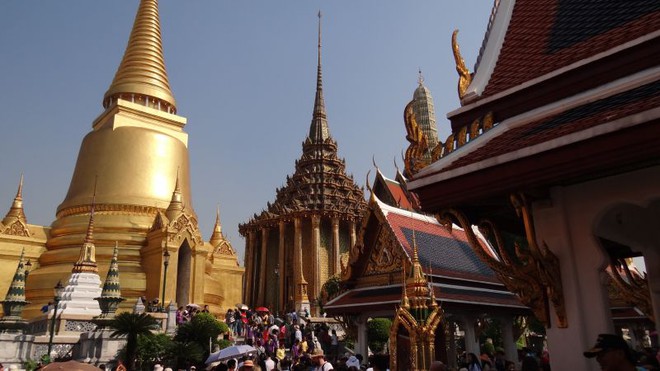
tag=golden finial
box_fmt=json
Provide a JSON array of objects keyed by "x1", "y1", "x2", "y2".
[
  {"x1": 73, "y1": 177, "x2": 98, "y2": 273},
  {"x1": 210, "y1": 204, "x2": 223, "y2": 245},
  {"x1": 418, "y1": 68, "x2": 424, "y2": 85},
  {"x1": 452, "y1": 30, "x2": 472, "y2": 100},
  {"x1": 166, "y1": 168, "x2": 183, "y2": 219},
  {"x1": 401, "y1": 262, "x2": 410, "y2": 309},
  {"x1": 3, "y1": 174, "x2": 26, "y2": 224},
  {"x1": 309, "y1": 10, "x2": 329, "y2": 141},
  {"x1": 103, "y1": 0, "x2": 177, "y2": 113}
]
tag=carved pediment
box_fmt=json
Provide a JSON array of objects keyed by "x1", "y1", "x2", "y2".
[
  {"x1": 1, "y1": 219, "x2": 30, "y2": 237},
  {"x1": 168, "y1": 212, "x2": 204, "y2": 245},
  {"x1": 150, "y1": 211, "x2": 168, "y2": 232},
  {"x1": 364, "y1": 230, "x2": 405, "y2": 276},
  {"x1": 214, "y1": 241, "x2": 236, "y2": 256}
]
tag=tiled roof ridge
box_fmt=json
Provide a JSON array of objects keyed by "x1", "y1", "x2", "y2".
[{"x1": 480, "y1": 0, "x2": 660, "y2": 98}]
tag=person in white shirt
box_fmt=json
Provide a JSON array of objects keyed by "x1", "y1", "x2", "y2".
[
  {"x1": 311, "y1": 348, "x2": 333, "y2": 371},
  {"x1": 264, "y1": 355, "x2": 275, "y2": 371}
]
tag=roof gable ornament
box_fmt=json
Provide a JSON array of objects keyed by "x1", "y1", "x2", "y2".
[
  {"x1": 452, "y1": 30, "x2": 473, "y2": 102},
  {"x1": 3, "y1": 174, "x2": 26, "y2": 225}
]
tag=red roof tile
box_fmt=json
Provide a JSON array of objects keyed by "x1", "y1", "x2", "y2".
[
  {"x1": 444, "y1": 80, "x2": 660, "y2": 171},
  {"x1": 383, "y1": 210, "x2": 499, "y2": 283},
  {"x1": 482, "y1": 0, "x2": 660, "y2": 97}
]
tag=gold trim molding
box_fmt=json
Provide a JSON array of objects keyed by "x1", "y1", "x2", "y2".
[{"x1": 436, "y1": 193, "x2": 567, "y2": 328}]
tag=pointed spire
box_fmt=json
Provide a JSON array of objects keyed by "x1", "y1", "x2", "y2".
[
  {"x1": 418, "y1": 68, "x2": 424, "y2": 85},
  {"x1": 166, "y1": 168, "x2": 183, "y2": 220},
  {"x1": 3, "y1": 249, "x2": 28, "y2": 303},
  {"x1": 103, "y1": 0, "x2": 177, "y2": 114},
  {"x1": 95, "y1": 242, "x2": 125, "y2": 319},
  {"x1": 209, "y1": 205, "x2": 223, "y2": 246},
  {"x1": 3, "y1": 174, "x2": 27, "y2": 224},
  {"x1": 100, "y1": 242, "x2": 122, "y2": 299},
  {"x1": 308, "y1": 11, "x2": 330, "y2": 142},
  {"x1": 73, "y1": 178, "x2": 98, "y2": 273}
]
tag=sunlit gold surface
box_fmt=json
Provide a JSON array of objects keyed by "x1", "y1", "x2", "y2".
[{"x1": 103, "y1": 0, "x2": 176, "y2": 113}]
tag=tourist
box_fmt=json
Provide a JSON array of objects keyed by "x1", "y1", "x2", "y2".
[
  {"x1": 239, "y1": 360, "x2": 254, "y2": 371},
  {"x1": 466, "y1": 353, "x2": 483, "y2": 371},
  {"x1": 504, "y1": 361, "x2": 516, "y2": 371},
  {"x1": 292, "y1": 339, "x2": 301, "y2": 361},
  {"x1": 311, "y1": 348, "x2": 333, "y2": 371},
  {"x1": 41, "y1": 302, "x2": 52, "y2": 313},
  {"x1": 228, "y1": 359, "x2": 237, "y2": 371},
  {"x1": 226, "y1": 309, "x2": 236, "y2": 334},
  {"x1": 584, "y1": 333, "x2": 642, "y2": 371},
  {"x1": 430, "y1": 361, "x2": 447, "y2": 371},
  {"x1": 263, "y1": 354, "x2": 275, "y2": 371},
  {"x1": 520, "y1": 356, "x2": 539, "y2": 371},
  {"x1": 176, "y1": 306, "x2": 184, "y2": 325},
  {"x1": 330, "y1": 329, "x2": 338, "y2": 362},
  {"x1": 203, "y1": 305, "x2": 210, "y2": 313},
  {"x1": 276, "y1": 341, "x2": 286, "y2": 361}
]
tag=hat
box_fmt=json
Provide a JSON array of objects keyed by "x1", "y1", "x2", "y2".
[
  {"x1": 153, "y1": 365, "x2": 164, "y2": 371},
  {"x1": 311, "y1": 348, "x2": 325, "y2": 358},
  {"x1": 583, "y1": 334, "x2": 630, "y2": 358},
  {"x1": 243, "y1": 360, "x2": 254, "y2": 368},
  {"x1": 346, "y1": 356, "x2": 360, "y2": 368}
]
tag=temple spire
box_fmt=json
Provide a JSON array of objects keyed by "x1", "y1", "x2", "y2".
[
  {"x1": 209, "y1": 205, "x2": 223, "y2": 245},
  {"x1": 73, "y1": 179, "x2": 98, "y2": 273},
  {"x1": 103, "y1": 0, "x2": 177, "y2": 114},
  {"x1": 3, "y1": 174, "x2": 26, "y2": 224},
  {"x1": 308, "y1": 11, "x2": 330, "y2": 142},
  {"x1": 166, "y1": 169, "x2": 183, "y2": 220}
]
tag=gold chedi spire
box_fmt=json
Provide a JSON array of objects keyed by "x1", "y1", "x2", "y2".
[
  {"x1": 73, "y1": 183, "x2": 98, "y2": 274},
  {"x1": 3, "y1": 174, "x2": 26, "y2": 224},
  {"x1": 166, "y1": 169, "x2": 184, "y2": 220},
  {"x1": 309, "y1": 10, "x2": 330, "y2": 142},
  {"x1": 103, "y1": 0, "x2": 177, "y2": 113},
  {"x1": 209, "y1": 206, "x2": 223, "y2": 246}
]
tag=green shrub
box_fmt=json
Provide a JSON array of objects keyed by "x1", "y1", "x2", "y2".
[{"x1": 368, "y1": 318, "x2": 392, "y2": 353}]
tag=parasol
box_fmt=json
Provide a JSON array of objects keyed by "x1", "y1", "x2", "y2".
[{"x1": 205, "y1": 345, "x2": 257, "y2": 364}]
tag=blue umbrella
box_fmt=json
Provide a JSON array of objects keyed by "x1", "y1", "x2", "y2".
[{"x1": 205, "y1": 345, "x2": 257, "y2": 364}]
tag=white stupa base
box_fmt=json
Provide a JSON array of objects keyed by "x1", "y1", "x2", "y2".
[{"x1": 57, "y1": 272, "x2": 102, "y2": 316}]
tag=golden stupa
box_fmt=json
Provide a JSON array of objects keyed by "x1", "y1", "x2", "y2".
[{"x1": 0, "y1": 0, "x2": 243, "y2": 319}]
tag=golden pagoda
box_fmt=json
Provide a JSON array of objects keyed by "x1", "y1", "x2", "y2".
[
  {"x1": 389, "y1": 232, "x2": 444, "y2": 371},
  {"x1": 239, "y1": 12, "x2": 367, "y2": 315},
  {"x1": 0, "y1": 0, "x2": 243, "y2": 319}
]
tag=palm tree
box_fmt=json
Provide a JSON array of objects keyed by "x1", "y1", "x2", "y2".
[{"x1": 109, "y1": 312, "x2": 160, "y2": 370}]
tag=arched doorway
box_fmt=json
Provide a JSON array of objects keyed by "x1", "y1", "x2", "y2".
[{"x1": 177, "y1": 239, "x2": 192, "y2": 306}]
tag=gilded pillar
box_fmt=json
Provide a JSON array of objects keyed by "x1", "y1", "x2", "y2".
[
  {"x1": 191, "y1": 247, "x2": 208, "y2": 305},
  {"x1": 278, "y1": 220, "x2": 286, "y2": 314},
  {"x1": 349, "y1": 219, "x2": 356, "y2": 251},
  {"x1": 245, "y1": 230, "x2": 256, "y2": 305},
  {"x1": 331, "y1": 217, "x2": 340, "y2": 276},
  {"x1": 259, "y1": 227, "x2": 269, "y2": 306},
  {"x1": 311, "y1": 214, "x2": 321, "y2": 307},
  {"x1": 293, "y1": 217, "x2": 309, "y2": 311}
]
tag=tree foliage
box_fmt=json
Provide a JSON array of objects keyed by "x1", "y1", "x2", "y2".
[
  {"x1": 174, "y1": 312, "x2": 228, "y2": 367},
  {"x1": 110, "y1": 312, "x2": 160, "y2": 370},
  {"x1": 368, "y1": 318, "x2": 392, "y2": 353}
]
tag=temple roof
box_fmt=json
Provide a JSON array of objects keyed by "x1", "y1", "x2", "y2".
[
  {"x1": 378, "y1": 198, "x2": 499, "y2": 283},
  {"x1": 466, "y1": 0, "x2": 660, "y2": 101},
  {"x1": 240, "y1": 14, "x2": 366, "y2": 230}
]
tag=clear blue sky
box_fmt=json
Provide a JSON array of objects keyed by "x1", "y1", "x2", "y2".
[{"x1": 0, "y1": 1, "x2": 492, "y2": 264}]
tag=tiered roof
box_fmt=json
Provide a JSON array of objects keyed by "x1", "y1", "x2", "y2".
[
  {"x1": 325, "y1": 174, "x2": 525, "y2": 315},
  {"x1": 241, "y1": 13, "x2": 366, "y2": 230},
  {"x1": 409, "y1": 0, "x2": 660, "y2": 208}
]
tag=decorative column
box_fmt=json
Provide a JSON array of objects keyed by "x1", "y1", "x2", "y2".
[
  {"x1": 311, "y1": 215, "x2": 321, "y2": 308},
  {"x1": 278, "y1": 220, "x2": 286, "y2": 314},
  {"x1": 259, "y1": 228, "x2": 269, "y2": 306},
  {"x1": 293, "y1": 218, "x2": 310, "y2": 312},
  {"x1": 447, "y1": 321, "x2": 458, "y2": 369},
  {"x1": 331, "y1": 217, "x2": 340, "y2": 276},
  {"x1": 243, "y1": 231, "x2": 252, "y2": 304},
  {"x1": 461, "y1": 315, "x2": 480, "y2": 356},
  {"x1": 349, "y1": 220, "x2": 357, "y2": 251},
  {"x1": 499, "y1": 316, "x2": 518, "y2": 364},
  {"x1": 356, "y1": 315, "x2": 369, "y2": 358},
  {"x1": 246, "y1": 230, "x2": 257, "y2": 305}
]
